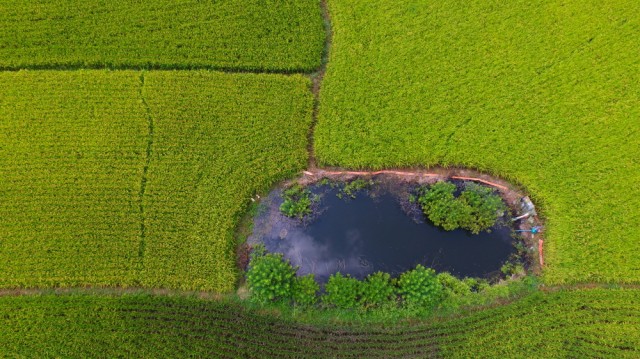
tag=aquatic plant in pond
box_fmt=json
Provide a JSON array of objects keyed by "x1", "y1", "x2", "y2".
[
  {"x1": 279, "y1": 184, "x2": 317, "y2": 219},
  {"x1": 417, "y1": 182, "x2": 507, "y2": 234},
  {"x1": 338, "y1": 178, "x2": 374, "y2": 199}
]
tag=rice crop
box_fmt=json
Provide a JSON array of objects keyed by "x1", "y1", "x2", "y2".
[
  {"x1": 0, "y1": 289, "x2": 637, "y2": 358},
  {"x1": 0, "y1": 70, "x2": 313, "y2": 292},
  {"x1": 316, "y1": 0, "x2": 640, "y2": 284},
  {"x1": 0, "y1": 0, "x2": 325, "y2": 72}
]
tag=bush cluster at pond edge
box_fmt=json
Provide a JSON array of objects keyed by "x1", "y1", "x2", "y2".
[
  {"x1": 245, "y1": 249, "x2": 502, "y2": 313},
  {"x1": 416, "y1": 181, "x2": 507, "y2": 234}
]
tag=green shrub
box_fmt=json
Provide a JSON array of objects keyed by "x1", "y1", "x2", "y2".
[
  {"x1": 501, "y1": 262, "x2": 526, "y2": 277},
  {"x1": 463, "y1": 277, "x2": 490, "y2": 292},
  {"x1": 359, "y1": 272, "x2": 396, "y2": 309},
  {"x1": 292, "y1": 274, "x2": 320, "y2": 307},
  {"x1": 280, "y1": 184, "x2": 315, "y2": 219},
  {"x1": 437, "y1": 272, "x2": 472, "y2": 298},
  {"x1": 417, "y1": 182, "x2": 505, "y2": 234},
  {"x1": 246, "y1": 253, "x2": 296, "y2": 303},
  {"x1": 417, "y1": 182, "x2": 471, "y2": 231},
  {"x1": 459, "y1": 183, "x2": 507, "y2": 234},
  {"x1": 397, "y1": 265, "x2": 443, "y2": 309},
  {"x1": 323, "y1": 273, "x2": 361, "y2": 309}
]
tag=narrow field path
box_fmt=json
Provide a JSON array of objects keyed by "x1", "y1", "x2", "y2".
[{"x1": 137, "y1": 71, "x2": 154, "y2": 265}]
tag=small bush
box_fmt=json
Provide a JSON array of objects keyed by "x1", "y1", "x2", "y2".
[
  {"x1": 323, "y1": 273, "x2": 361, "y2": 309},
  {"x1": 397, "y1": 265, "x2": 443, "y2": 309},
  {"x1": 293, "y1": 274, "x2": 320, "y2": 307},
  {"x1": 417, "y1": 182, "x2": 470, "y2": 230},
  {"x1": 247, "y1": 253, "x2": 296, "y2": 303},
  {"x1": 459, "y1": 183, "x2": 507, "y2": 233},
  {"x1": 437, "y1": 272, "x2": 472, "y2": 298},
  {"x1": 359, "y1": 272, "x2": 396, "y2": 309}
]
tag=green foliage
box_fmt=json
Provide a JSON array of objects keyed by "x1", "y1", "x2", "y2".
[
  {"x1": 0, "y1": 70, "x2": 313, "y2": 291},
  {"x1": 323, "y1": 273, "x2": 361, "y2": 309},
  {"x1": 280, "y1": 185, "x2": 315, "y2": 219},
  {"x1": 0, "y1": 289, "x2": 637, "y2": 357},
  {"x1": 247, "y1": 253, "x2": 296, "y2": 303},
  {"x1": 437, "y1": 273, "x2": 472, "y2": 298},
  {"x1": 250, "y1": 244, "x2": 267, "y2": 260},
  {"x1": 417, "y1": 182, "x2": 505, "y2": 234},
  {"x1": 501, "y1": 262, "x2": 526, "y2": 277},
  {"x1": 317, "y1": 0, "x2": 640, "y2": 284},
  {"x1": 0, "y1": 0, "x2": 325, "y2": 71},
  {"x1": 417, "y1": 182, "x2": 471, "y2": 231},
  {"x1": 459, "y1": 183, "x2": 507, "y2": 233},
  {"x1": 339, "y1": 178, "x2": 372, "y2": 199},
  {"x1": 292, "y1": 274, "x2": 320, "y2": 307},
  {"x1": 397, "y1": 265, "x2": 443, "y2": 309},
  {"x1": 358, "y1": 272, "x2": 396, "y2": 309}
]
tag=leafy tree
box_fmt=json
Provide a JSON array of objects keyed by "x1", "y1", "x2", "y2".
[
  {"x1": 292, "y1": 274, "x2": 320, "y2": 307},
  {"x1": 359, "y1": 271, "x2": 396, "y2": 309},
  {"x1": 322, "y1": 273, "x2": 360, "y2": 309},
  {"x1": 246, "y1": 253, "x2": 296, "y2": 303},
  {"x1": 397, "y1": 265, "x2": 443, "y2": 309}
]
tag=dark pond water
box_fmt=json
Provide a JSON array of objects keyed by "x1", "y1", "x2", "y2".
[{"x1": 250, "y1": 184, "x2": 515, "y2": 283}]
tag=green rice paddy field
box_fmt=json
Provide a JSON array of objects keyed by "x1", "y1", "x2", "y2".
[
  {"x1": 0, "y1": 70, "x2": 313, "y2": 292},
  {"x1": 0, "y1": 0, "x2": 325, "y2": 71},
  {"x1": 0, "y1": 289, "x2": 638, "y2": 358},
  {"x1": 0, "y1": 0, "x2": 638, "y2": 357},
  {"x1": 316, "y1": 0, "x2": 640, "y2": 285}
]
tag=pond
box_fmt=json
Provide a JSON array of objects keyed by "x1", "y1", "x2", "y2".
[{"x1": 248, "y1": 182, "x2": 515, "y2": 283}]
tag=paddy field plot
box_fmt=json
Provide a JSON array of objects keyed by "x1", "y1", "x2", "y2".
[
  {"x1": 0, "y1": 0, "x2": 325, "y2": 71},
  {"x1": 0, "y1": 70, "x2": 313, "y2": 291},
  {"x1": 0, "y1": 289, "x2": 637, "y2": 358},
  {"x1": 316, "y1": 0, "x2": 640, "y2": 284}
]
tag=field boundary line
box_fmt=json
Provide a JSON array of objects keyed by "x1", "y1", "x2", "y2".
[
  {"x1": 0, "y1": 65, "x2": 317, "y2": 76},
  {"x1": 307, "y1": 0, "x2": 334, "y2": 167},
  {"x1": 137, "y1": 71, "x2": 154, "y2": 268}
]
